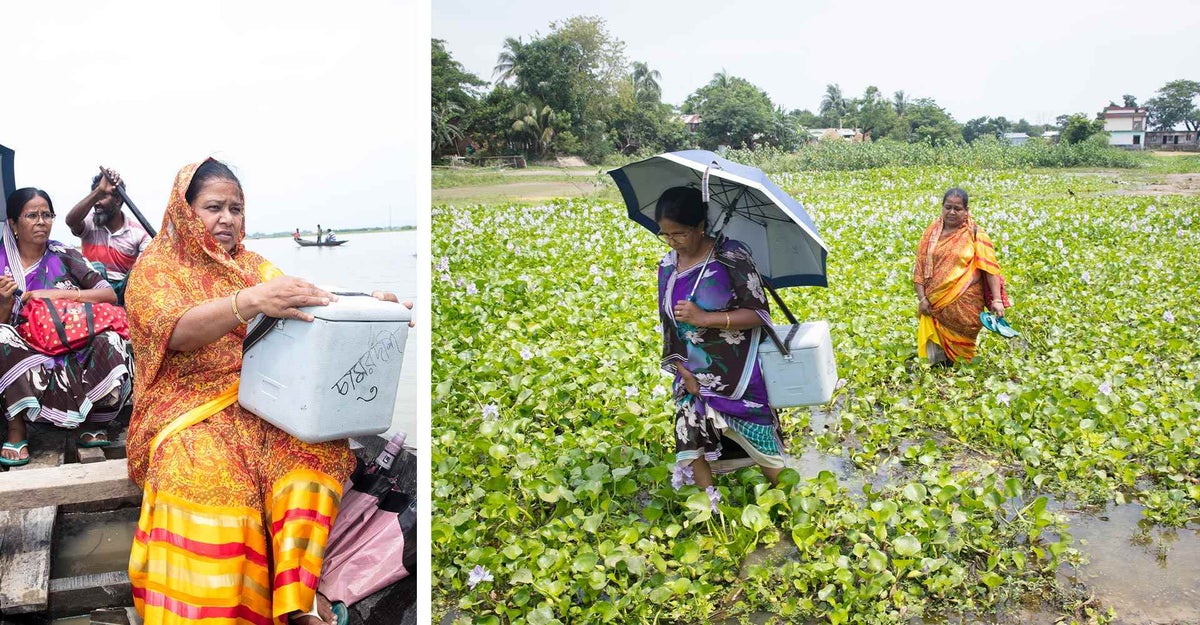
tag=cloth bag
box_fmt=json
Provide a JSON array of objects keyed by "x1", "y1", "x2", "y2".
[{"x1": 17, "y1": 298, "x2": 130, "y2": 356}]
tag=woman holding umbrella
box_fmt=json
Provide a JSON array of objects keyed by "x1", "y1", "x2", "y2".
[{"x1": 655, "y1": 186, "x2": 786, "y2": 489}]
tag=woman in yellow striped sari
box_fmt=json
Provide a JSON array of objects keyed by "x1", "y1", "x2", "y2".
[
  {"x1": 913, "y1": 188, "x2": 1007, "y2": 365},
  {"x1": 124, "y1": 159, "x2": 354, "y2": 625}
]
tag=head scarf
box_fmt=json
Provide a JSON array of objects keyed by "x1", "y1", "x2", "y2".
[
  {"x1": 916, "y1": 213, "x2": 977, "y2": 285},
  {"x1": 125, "y1": 159, "x2": 273, "y2": 397}
]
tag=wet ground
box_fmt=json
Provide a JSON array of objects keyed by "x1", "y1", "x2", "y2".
[
  {"x1": 1060, "y1": 503, "x2": 1200, "y2": 624},
  {"x1": 769, "y1": 427, "x2": 1200, "y2": 624}
]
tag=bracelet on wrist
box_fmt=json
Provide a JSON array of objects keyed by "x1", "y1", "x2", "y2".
[{"x1": 231, "y1": 290, "x2": 250, "y2": 325}]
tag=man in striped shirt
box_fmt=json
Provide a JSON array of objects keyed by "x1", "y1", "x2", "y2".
[{"x1": 66, "y1": 168, "x2": 151, "y2": 304}]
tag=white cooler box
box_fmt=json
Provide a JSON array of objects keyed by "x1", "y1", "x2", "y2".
[
  {"x1": 239, "y1": 295, "x2": 411, "y2": 442},
  {"x1": 756, "y1": 320, "x2": 838, "y2": 407}
]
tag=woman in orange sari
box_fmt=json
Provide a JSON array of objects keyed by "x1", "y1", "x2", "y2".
[
  {"x1": 125, "y1": 159, "x2": 353, "y2": 625},
  {"x1": 913, "y1": 188, "x2": 1007, "y2": 365}
]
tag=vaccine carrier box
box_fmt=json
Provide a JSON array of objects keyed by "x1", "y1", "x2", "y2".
[
  {"x1": 239, "y1": 295, "x2": 411, "y2": 442},
  {"x1": 756, "y1": 320, "x2": 838, "y2": 407}
]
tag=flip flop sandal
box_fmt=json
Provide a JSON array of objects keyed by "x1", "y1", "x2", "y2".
[
  {"x1": 331, "y1": 601, "x2": 348, "y2": 625},
  {"x1": 1, "y1": 440, "x2": 30, "y2": 467},
  {"x1": 78, "y1": 430, "x2": 112, "y2": 448},
  {"x1": 289, "y1": 596, "x2": 344, "y2": 625},
  {"x1": 980, "y1": 311, "x2": 1001, "y2": 334},
  {"x1": 995, "y1": 316, "x2": 1019, "y2": 338}
]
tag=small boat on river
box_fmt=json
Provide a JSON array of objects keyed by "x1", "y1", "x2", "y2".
[{"x1": 296, "y1": 238, "x2": 348, "y2": 247}]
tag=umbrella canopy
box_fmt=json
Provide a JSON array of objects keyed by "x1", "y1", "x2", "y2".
[
  {"x1": 1, "y1": 143, "x2": 15, "y2": 202},
  {"x1": 609, "y1": 150, "x2": 828, "y2": 288}
]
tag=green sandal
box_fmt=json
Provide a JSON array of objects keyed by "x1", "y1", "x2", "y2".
[
  {"x1": 1, "y1": 440, "x2": 30, "y2": 467},
  {"x1": 78, "y1": 431, "x2": 112, "y2": 448}
]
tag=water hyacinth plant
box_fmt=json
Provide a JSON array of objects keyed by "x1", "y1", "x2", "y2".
[{"x1": 432, "y1": 166, "x2": 1199, "y2": 624}]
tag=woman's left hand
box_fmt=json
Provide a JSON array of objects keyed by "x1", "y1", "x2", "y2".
[
  {"x1": 372, "y1": 291, "x2": 415, "y2": 327},
  {"x1": 673, "y1": 300, "x2": 708, "y2": 326},
  {"x1": 21, "y1": 289, "x2": 72, "y2": 302},
  {"x1": 990, "y1": 300, "x2": 1006, "y2": 317}
]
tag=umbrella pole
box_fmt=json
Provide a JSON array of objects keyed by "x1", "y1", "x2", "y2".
[{"x1": 763, "y1": 279, "x2": 798, "y2": 325}]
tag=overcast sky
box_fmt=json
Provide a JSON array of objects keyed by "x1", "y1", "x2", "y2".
[
  {"x1": 434, "y1": 0, "x2": 1199, "y2": 125},
  {"x1": 3, "y1": 0, "x2": 422, "y2": 240}
]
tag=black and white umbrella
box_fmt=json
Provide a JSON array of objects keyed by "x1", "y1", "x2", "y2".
[{"x1": 609, "y1": 150, "x2": 828, "y2": 288}]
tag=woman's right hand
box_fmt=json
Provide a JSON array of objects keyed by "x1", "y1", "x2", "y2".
[
  {"x1": 243, "y1": 276, "x2": 336, "y2": 322},
  {"x1": 918, "y1": 298, "x2": 933, "y2": 316},
  {"x1": 0, "y1": 276, "x2": 17, "y2": 303},
  {"x1": 679, "y1": 368, "x2": 701, "y2": 395}
]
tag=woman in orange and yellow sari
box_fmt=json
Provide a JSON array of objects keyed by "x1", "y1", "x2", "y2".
[
  {"x1": 913, "y1": 188, "x2": 1007, "y2": 365},
  {"x1": 124, "y1": 159, "x2": 352, "y2": 625}
]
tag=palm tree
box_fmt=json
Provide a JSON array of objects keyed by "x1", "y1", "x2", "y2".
[
  {"x1": 819, "y1": 84, "x2": 847, "y2": 127},
  {"x1": 893, "y1": 90, "x2": 909, "y2": 117},
  {"x1": 492, "y1": 37, "x2": 523, "y2": 84},
  {"x1": 511, "y1": 101, "x2": 556, "y2": 157},
  {"x1": 631, "y1": 61, "x2": 662, "y2": 102},
  {"x1": 712, "y1": 69, "x2": 732, "y2": 89},
  {"x1": 431, "y1": 102, "x2": 465, "y2": 154}
]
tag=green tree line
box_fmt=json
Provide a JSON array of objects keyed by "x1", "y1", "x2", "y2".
[{"x1": 432, "y1": 17, "x2": 1199, "y2": 163}]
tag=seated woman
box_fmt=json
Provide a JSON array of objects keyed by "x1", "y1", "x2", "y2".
[
  {"x1": 913, "y1": 187, "x2": 1007, "y2": 365},
  {"x1": 125, "y1": 159, "x2": 391, "y2": 625},
  {"x1": 0, "y1": 188, "x2": 130, "y2": 467}
]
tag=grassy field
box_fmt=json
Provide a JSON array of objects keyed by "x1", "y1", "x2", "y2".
[
  {"x1": 432, "y1": 166, "x2": 618, "y2": 205},
  {"x1": 431, "y1": 158, "x2": 1200, "y2": 624}
]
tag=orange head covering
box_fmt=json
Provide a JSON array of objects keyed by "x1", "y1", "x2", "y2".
[
  {"x1": 155, "y1": 159, "x2": 255, "y2": 283},
  {"x1": 125, "y1": 159, "x2": 272, "y2": 399},
  {"x1": 915, "y1": 213, "x2": 978, "y2": 285}
]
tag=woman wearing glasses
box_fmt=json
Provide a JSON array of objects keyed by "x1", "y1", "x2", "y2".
[
  {"x1": 0, "y1": 188, "x2": 129, "y2": 467},
  {"x1": 913, "y1": 187, "x2": 1008, "y2": 366},
  {"x1": 655, "y1": 186, "x2": 785, "y2": 492}
]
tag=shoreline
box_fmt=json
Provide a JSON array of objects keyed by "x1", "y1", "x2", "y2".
[{"x1": 248, "y1": 225, "x2": 417, "y2": 240}]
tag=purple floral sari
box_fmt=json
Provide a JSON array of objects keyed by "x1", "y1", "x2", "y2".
[
  {"x1": 658, "y1": 237, "x2": 785, "y2": 472},
  {"x1": 0, "y1": 233, "x2": 131, "y2": 429}
]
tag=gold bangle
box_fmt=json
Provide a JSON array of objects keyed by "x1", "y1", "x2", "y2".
[
  {"x1": 724, "y1": 312, "x2": 731, "y2": 330},
  {"x1": 231, "y1": 290, "x2": 250, "y2": 325}
]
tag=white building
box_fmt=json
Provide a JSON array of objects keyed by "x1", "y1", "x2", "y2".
[
  {"x1": 1102, "y1": 106, "x2": 1148, "y2": 149},
  {"x1": 1003, "y1": 132, "x2": 1029, "y2": 146}
]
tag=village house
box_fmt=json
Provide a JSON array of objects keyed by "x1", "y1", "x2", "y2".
[
  {"x1": 1145, "y1": 126, "x2": 1199, "y2": 151},
  {"x1": 678, "y1": 114, "x2": 701, "y2": 132},
  {"x1": 1102, "y1": 106, "x2": 1148, "y2": 149},
  {"x1": 808, "y1": 128, "x2": 859, "y2": 141},
  {"x1": 1003, "y1": 132, "x2": 1029, "y2": 146}
]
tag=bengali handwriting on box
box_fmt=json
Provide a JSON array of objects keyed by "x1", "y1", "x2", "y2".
[{"x1": 330, "y1": 329, "x2": 404, "y2": 402}]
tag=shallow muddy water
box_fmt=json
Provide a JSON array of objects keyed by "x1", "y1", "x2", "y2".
[
  {"x1": 50, "y1": 508, "x2": 139, "y2": 578},
  {"x1": 774, "y1": 441, "x2": 1200, "y2": 624},
  {"x1": 1059, "y1": 503, "x2": 1200, "y2": 624}
]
